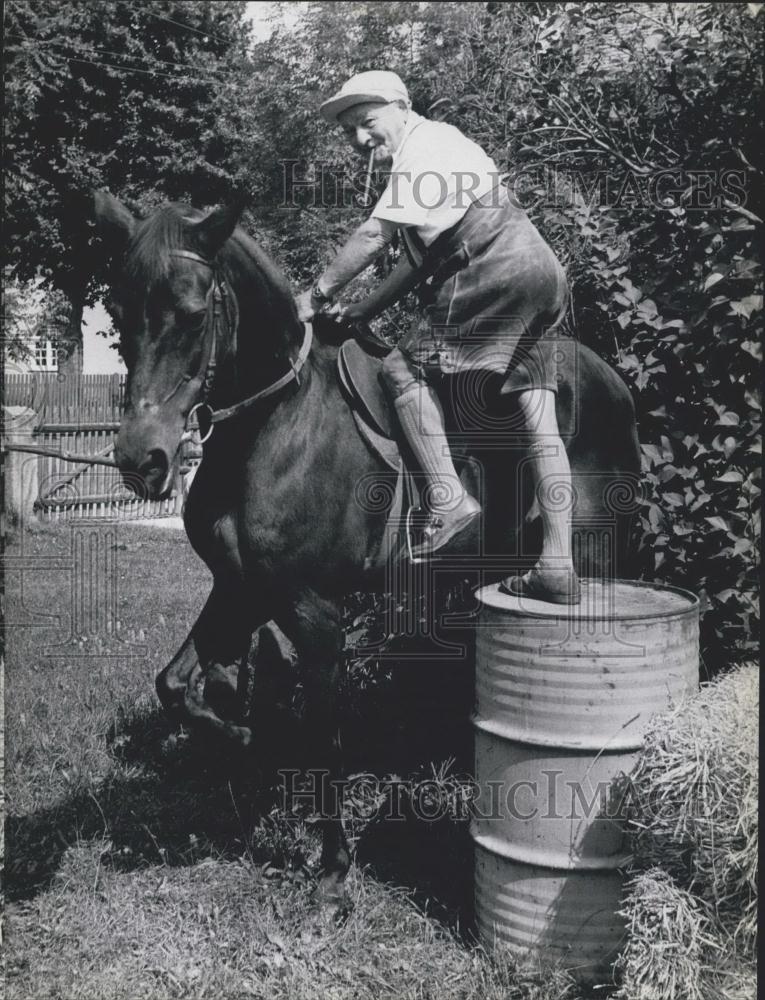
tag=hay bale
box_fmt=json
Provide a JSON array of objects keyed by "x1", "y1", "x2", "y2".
[
  {"x1": 625, "y1": 662, "x2": 758, "y2": 956},
  {"x1": 705, "y1": 961, "x2": 758, "y2": 1000},
  {"x1": 616, "y1": 663, "x2": 758, "y2": 999},
  {"x1": 614, "y1": 869, "x2": 713, "y2": 1000}
]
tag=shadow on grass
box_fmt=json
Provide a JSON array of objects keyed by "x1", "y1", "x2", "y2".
[
  {"x1": 340, "y1": 624, "x2": 477, "y2": 938},
  {"x1": 7, "y1": 624, "x2": 477, "y2": 940},
  {"x1": 355, "y1": 798, "x2": 475, "y2": 938},
  {"x1": 5, "y1": 706, "x2": 273, "y2": 904}
]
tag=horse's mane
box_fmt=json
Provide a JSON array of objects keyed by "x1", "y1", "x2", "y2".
[
  {"x1": 124, "y1": 203, "x2": 370, "y2": 347},
  {"x1": 125, "y1": 203, "x2": 202, "y2": 283},
  {"x1": 125, "y1": 202, "x2": 301, "y2": 331}
]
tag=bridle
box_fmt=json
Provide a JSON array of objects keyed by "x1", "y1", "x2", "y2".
[{"x1": 168, "y1": 249, "x2": 313, "y2": 444}]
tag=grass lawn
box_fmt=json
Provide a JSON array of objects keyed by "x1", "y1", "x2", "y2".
[{"x1": 3, "y1": 520, "x2": 584, "y2": 1000}]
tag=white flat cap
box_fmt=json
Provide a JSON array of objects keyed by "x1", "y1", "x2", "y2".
[{"x1": 319, "y1": 70, "x2": 409, "y2": 122}]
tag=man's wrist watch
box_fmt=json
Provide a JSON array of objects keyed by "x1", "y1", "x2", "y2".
[{"x1": 311, "y1": 281, "x2": 332, "y2": 304}]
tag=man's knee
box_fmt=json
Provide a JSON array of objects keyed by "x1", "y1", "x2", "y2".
[{"x1": 382, "y1": 347, "x2": 422, "y2": 397}]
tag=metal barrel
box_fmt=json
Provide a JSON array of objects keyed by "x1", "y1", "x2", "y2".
[{"x1": 472, "y1": 580, "x2": 699, "y2": 984}]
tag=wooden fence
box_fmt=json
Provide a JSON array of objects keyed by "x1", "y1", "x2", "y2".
[
  {"x1": 4, "y1": 372, "x2": 126, "y2": 425},
  {"x1": 4, "y1": 373, "x2": 197, "y2": 521}
]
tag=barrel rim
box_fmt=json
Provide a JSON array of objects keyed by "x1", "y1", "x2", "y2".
[
  {"x1": 475, "y1": 579, "x2": 700, "y2": 622},
  {"x1": 471, "y1": 828, "x2": 633, "y2": 872},
  {"x1": 472, "y1": 712, "x2": 645, "y2": 751}
]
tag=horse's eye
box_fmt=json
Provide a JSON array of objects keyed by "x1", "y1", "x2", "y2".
[{"x1": 176, "y1": 308, "x2": 206, "y2": 330}]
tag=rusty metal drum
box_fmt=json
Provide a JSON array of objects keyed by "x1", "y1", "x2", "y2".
[{"x1": 471, "y1": 580, "x2": 699, "y2": 984}]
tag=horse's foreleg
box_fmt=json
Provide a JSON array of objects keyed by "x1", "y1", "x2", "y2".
[
  {"x1": 183, "y1": 662, "x2": 254, "y2": 747},
  {"x1": 157, "y1": 581, "x2": 266, "y2": 741},
  {"x1": 156, "y1": 585, "x2": 225, "y2": 717},
  {"x1": 278, "y1": 591, "x2": 350, "y2": 912},
  {"x1": 156, "y1": 628, "x2": 199, "y2": 718}
]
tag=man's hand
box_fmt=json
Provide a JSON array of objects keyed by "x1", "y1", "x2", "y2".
[
  {"x1": 296, "y1": 218, "x2": 397, "y2": 323},
  {"x1": 296, "y1": 288, "x2": 319, "y2": 322},
  {"x1": 326, "y1": 299, "x2": 370, "y2": 324}
]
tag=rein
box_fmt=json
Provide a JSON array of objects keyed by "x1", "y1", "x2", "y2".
[{"x1": 169, "y1": 249, "x2": 313, "y2": 444}]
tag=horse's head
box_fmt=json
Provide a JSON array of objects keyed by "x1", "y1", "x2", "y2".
[{"x1": 94, "y1": 192, "x2": 243, "y2": 499}]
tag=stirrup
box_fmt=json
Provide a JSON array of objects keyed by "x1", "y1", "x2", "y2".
[
  {"x1": 406, "y1": 497, "x2": 481, "y2": 562},
  {"x1": 405, "y1": 505, "x2": 426, "y2": 565}
]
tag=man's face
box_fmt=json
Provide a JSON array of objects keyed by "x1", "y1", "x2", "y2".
[{"x1": 337, "y1": 101, "x2": 408, "y2": 168}]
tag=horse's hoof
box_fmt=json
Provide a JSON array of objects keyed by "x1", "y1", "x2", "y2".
[
  {"x1": 158, "y1": 699, "x2": 185, "y2": 723},
  {"x1": 155, "y1": 680, "x2": 187, "y2": 721}
]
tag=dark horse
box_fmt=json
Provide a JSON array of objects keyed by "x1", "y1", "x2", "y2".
[{"x1": 94, "y1": 192, "x2": 641, "y2": 912}]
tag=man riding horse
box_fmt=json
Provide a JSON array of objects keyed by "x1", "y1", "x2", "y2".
[
  {"x1": 95, "y1": 65, "x2": 641, "y2": 907},
  {"x1": 296, "y1": 70, "x2": 581, "y2": 605}
]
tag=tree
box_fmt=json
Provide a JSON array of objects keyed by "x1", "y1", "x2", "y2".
[
  {"x1": 6, "y1": 1, "x2": 759, "y2": 666},
  {"x1": 2, "y1": 279, "x2": 65, "y2": 364},
  {"x1": 4, "y1": 0, "x2": 253, "y2": 372},
  {"x1": 254, "y1": 1, "x2": 762, "y2": 669}
]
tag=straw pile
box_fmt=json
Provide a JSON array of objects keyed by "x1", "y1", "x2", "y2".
[
  {"x1": 616, "y1": 869, "x2": 713, "y2": 1000},
  {"x1": 615, "y1": 662, "x2": 758, "y2": 1000}
]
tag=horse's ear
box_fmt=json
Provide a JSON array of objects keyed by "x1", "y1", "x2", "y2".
[
  {"x1": 191, "y1": 199, "x2": 246, "y2": 257},
  {"x1": 93, "y1": 190, "x2": 136, "y2": 255}
]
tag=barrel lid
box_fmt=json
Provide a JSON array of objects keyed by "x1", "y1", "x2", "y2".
[{"x1": 476, "y1": 579, "x2": 699, "y2": 621}]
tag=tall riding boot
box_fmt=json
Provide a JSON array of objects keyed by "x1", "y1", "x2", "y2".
[{"x1": 393, "y1": 384, "x2": 481, "y2": 557}]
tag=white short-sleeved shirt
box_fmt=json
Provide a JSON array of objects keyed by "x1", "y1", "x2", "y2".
[{"x1": 371, "y1": 111, "x2": 500, "y2": 257}]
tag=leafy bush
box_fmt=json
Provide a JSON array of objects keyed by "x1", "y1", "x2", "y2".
[
  {"x1": 259, "y1": 2, "x2": 761, "y2": 671},
  {"x1": 6, "y1": 1, "x2": 760, "y2": 669}
]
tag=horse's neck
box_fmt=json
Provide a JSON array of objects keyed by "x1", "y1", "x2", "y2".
[
  {"x1": 216, "y1": 242, "x2": 304, "y2": 408},
  {"x1": 241, "y1": 341, "x2": 350, "y2": 492}
]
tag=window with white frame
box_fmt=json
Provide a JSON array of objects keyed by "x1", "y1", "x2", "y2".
[{"x1": 32, "y1": 330, "x2": 58, "y2": 371}]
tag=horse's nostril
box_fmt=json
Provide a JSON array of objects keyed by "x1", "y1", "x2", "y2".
[
  {"x1": 146, "y1": 449, "x2": 168, "y2": 475},
  {"x1": 135, "y1": 448, "x2": 171, "y2": 497}
]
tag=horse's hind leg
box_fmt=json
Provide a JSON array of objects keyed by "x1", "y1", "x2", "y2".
[
  {"x1": 277, "y1": 590, "x2": 350, "y2": 914},
  {"x1": 570, "y1": 469, "x2": 639, "y2": 580}
]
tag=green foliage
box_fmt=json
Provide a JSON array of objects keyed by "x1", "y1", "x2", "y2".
[
  {"x1": 508, "y1": 3, "x2": 762, "y2": 667},
  {"x1": 4, "y1": 0, "x2": 252, "y2": 308},
  {"x1": 257, "y1": 2, "x2": 761, "y2": 670},
  {"x1": 4, "y1": 1, "x2": 760, "y2": 667},
  {"x1": 608, "y1": 217, "x2": 760, "y2": 667},
  {"x1": 2, "y1": 277, "x2": 71, "y2": 364}
]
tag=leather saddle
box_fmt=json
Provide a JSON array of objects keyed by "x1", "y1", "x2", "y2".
[
  {"x1": 337, "y1": 337, "x2": 426, "y2": 562},
  {"x1": 336, "y1": 334, "x2": 484, "y2": 563},
  {"x1": 337, "y1": 338, "x2": 401, "y2": 472}
]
